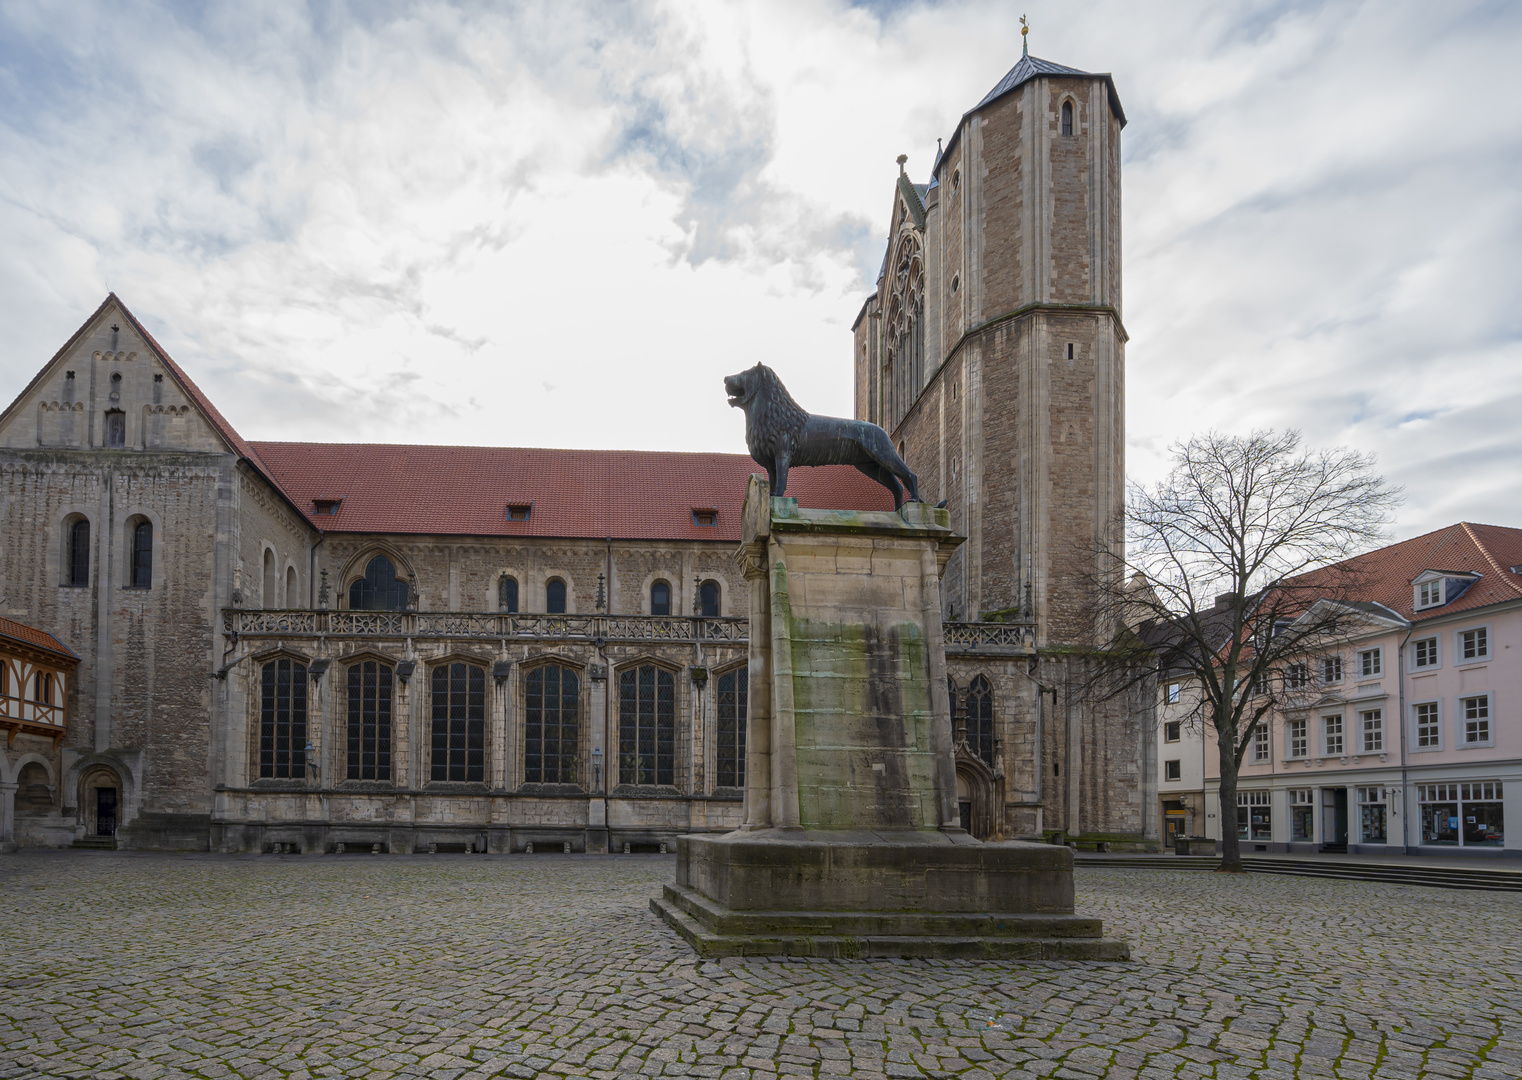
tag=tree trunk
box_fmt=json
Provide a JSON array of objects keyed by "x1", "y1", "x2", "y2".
[{"x1": 1216, "y1": 710, "x2": 1243, "y2": 872}]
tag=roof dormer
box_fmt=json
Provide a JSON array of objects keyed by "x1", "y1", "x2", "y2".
[{"x1": 1412, "y1": 569, "x2": 1479, "y2": 612}]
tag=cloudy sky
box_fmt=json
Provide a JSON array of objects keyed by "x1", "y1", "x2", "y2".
[{"x1": 1, "y1": 0, "x2": 1518, "y2": 541}]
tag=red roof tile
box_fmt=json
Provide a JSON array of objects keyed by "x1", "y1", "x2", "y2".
[
  {"x1": 0, "y1": 615, "x2": 79, "y2": 663},
  {"x1": 250, "y1": 442, "x2": 897, "y2": 541}
]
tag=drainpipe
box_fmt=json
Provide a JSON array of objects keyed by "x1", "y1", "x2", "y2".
[
  {"x1": 1014, "y1": 654, "x2": 1048, "y2": 834},
  {"x1": 1397, "y1": 622, "x2": 1414, "y2": 853},
  {"x1": 308, "y1": 532, "x2": 325, "y2": 608}
]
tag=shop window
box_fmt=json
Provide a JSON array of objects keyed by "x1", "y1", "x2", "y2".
[
  {"x1": 349, "y1": 555, "x2": 409, "y2": 611},
  {"x1": 1461, "y1": 694, "x2": 1491, "y2": 745},
  {"x1": 1357, "y1": 787, "x2": 1387, "y2": 844},
  {"x1": 1236, "y1": 791, "x2": 1271, "y2": 840},
  {"x1": 1360, "y1": 709, "x2": 1383, "y2": 753},
  {"x1": 431, "y1": 662, "x2": 485, "y2": 782},
  {"x1": 346, "y1": 660, "x2": 393, "y2": 781},
  {"x1": 1290, "y1": 789, "x2": 1314, "y2": 841},
  {"x1": 525, "y1": 664, "x2": 580, "y2": 784},
  {"x1": 618, "y1": 664, "x2": 674, "y2": 786},
  {"x1": 498, "y1": 575, "x2": 519, "y2": 613},
  {"x1": 1420, "y1": 781, "x2": 1504, "y2": 847},
  {"x1": 259, "y1": 658, "x2": 307, "y2": 779},
  {"x1": 716, "y1": 666, "x2": 748, "y2": 788},
  {"x1": 650, "y1": 579, "x2": 671, "y2": 616},
  {"x1": 546, "y1": 577, "x2": 567, "y2": 614},
  {"x1": 1414, "y1": 701, "x2": 1441, "y2": 749}
]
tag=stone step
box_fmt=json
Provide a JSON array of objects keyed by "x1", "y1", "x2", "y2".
[
  {"x1": 69, "y1": 837, "x2": 118, "y2": 851},
  {"x1": 1075, "y1": 854, "x2": 1522, "y2": 892}
]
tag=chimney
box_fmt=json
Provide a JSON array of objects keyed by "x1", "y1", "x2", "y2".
[{"x1": 1215, "y1": 592, "x2": 1239, "y2": 610}]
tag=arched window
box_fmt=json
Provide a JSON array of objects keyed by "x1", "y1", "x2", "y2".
[
  {"x1": 346, "y1": 660, "x2": 393, "y2": 781},
  {"x1": 285, "y1": 566, "x2": 297, "y2": 608},
  {"x1": 66, "y1": 518, "x2": 90, "y2": 587},
  {"x1": 33, "y1": 671, "x2": 52, "y2": 705},
  {"x1": 716, "y1": 666, "x2": 747, "y2": 788},
  {"x1": 619, "y1": 664, "x2": 675, "y2": 786},
  {"x1": 263, "y1": 549, "x2": 276, "y2": 607},
  {"x1": 966, "y1": 675, "x2": 995, "y2": 766},
  {"x1": 650, "y1": 579, "x2": 671, "y2": 616},
  {"x1": 498, "y1": 575, "x2": 519, "y2": 613},
  {"x1": 129, "y1": 520, "x2": 152, "y2": 589},
  {"x1": 699, "y1": 580, "x2": 721, "y2": 618},
  {"x1": 1061, "y1": 100, "x2": 1073, "y2": 136},
  {"x1": 349, "y1": 555, "x2": 409, "y2": 611},
  {"x1": 104, "y1": 409, "x2": 126, "y2": 448},
  {"x1": 431, "y1": 662, "x2": 485, "y2": 782},
  {"x1": 259, "y1": 658, "x2": 307, "y2": 779},
  {"x1": 526, "y1": 664, "x2": 580, "y2": 784},
  {"x1": 545, "y1": 577, "x2": 567, "y2": 614}
]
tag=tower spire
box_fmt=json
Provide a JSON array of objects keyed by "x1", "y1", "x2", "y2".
[{"x1": 1020, "y1": 14, "x2": 1029, "y2": 57}]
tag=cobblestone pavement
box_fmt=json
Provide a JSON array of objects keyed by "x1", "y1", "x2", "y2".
[{"x1": 2, "y1": 852, "x2": 1519, "y2": 1079}]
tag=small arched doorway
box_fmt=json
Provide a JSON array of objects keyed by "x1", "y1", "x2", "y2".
[{"x1": 79, "y1": 765, "x2": 123, "y2": 837}]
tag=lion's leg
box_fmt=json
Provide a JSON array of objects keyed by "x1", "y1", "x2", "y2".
[
  {"x1": 855, "y1": 462, "x2": 904, "y2": 510},
  {"x1": 774, "y1": 453, "x2": 791, "y2": 498}
]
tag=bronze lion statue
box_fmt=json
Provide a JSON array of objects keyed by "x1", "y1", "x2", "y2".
[{"x1": 724, "y1": 362, "x2": 921, "y2": 509}]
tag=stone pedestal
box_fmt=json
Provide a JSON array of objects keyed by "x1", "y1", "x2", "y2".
[{"x1": 650, "y1": 478, "x2": 1126, "y2": 959}]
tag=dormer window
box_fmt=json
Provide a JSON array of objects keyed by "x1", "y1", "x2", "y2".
[
  {"x1": 1416, "y1": 580, "x2": 1443, "y2": 609},
  {"x1": 506, "y1": 503, "x2": 532, "y2": 522},
  {"x1": 692, "y1": 507, "x2": 718, "y2": 527},
  {"x1": 1413, "y1": 570, "x2": 1478, "y2": 611},
  {"x1": 312, "y1": 498, "x2": 343, "y2": 516}
]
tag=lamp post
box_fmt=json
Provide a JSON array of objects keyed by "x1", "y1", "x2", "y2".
[{"x1": 592, "y1": 746, "x2": 603, "y2": 792}]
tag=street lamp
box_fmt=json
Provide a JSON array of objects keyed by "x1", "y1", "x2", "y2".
[{"x1": 592, "y1": 746, "x2": 603, "y2": 791}]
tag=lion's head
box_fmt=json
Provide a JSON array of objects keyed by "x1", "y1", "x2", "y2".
[{"x1": 724, "y1": 362, "x2": 807, "y2": 454}]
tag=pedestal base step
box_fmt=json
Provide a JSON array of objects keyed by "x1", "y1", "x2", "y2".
[{"x1": 651, "y1": 884, "x2": 1129, "y2": 960}]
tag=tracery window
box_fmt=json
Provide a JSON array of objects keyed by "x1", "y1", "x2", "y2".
[
  {"x1": 349, "y1": 555, "x2": 409, "y2": 611},
  {"x1": 619, "y1": 664, "x2": 674, "y2": 786},
  {"x1": 346, "y1": 660, "x2": 393, "y2": 781},
  {"x1": 67, "y1": 518, "x2": 90, "y2": 587},
  {"x1": 546, "y1": 577, "x2": 567, "y2": 614},
  {"x1": 259, "y1": 658, "x2": 307, "y2": 779},
  {"x1": 498, "y1": 574, "x2": 519, "y2": 613},
  {"x1": 651, "y1": 579, "x2": 671, "y2": 616},
  {"x1": 716, "y1": 666, "x2": 747, "y2": 788},
  {"x1": 129, "y1": 520, "x2": 152, "y2": 588},
  {"x1": 964, "y1": 675, "x2": 995, "y2": 767},
  {"x1": 525, "y1": 664, "x2": 579, "y2": 784},
  {"x1": 431, "y1": 662, "x2": 485, "y2": 782},
  {"x1": 882, "y1": 230, "x2": 925, "y2": 431},
  {"x1": 699, "y1": 579, "x2": 721, "y2": 618}
]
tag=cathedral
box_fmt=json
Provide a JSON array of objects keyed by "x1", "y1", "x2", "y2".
[{"x1": 0, "y1": 50, "x2": 1155, "y2": 854}]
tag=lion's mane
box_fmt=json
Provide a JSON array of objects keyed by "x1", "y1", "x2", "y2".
[{"x1": 746, "y1": 364, "x2": 809, "y2": 454}]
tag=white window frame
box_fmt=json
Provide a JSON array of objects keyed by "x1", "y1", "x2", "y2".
[
  {"x1": 1321, "y1": 655, "x2": 1343, "y2": 684},
  {"x1": 1359, "y1": 708, "x2": 1383, "y2": 753},
  {"x1": 1456, "y1": 625, "x2": 1490, "y2": 665},
  {"x1": 1322, "y1": 713, "x2": 1344, "y2": 757},
  {"x1": 1459, "y1": 693, "x2": 1493, "y2": 747},
  {"x1": 1284, "y1": 663, "x2": 1310, "y2": 691},
  {"x1": 1412, "y1": 635, "x2": 1440, "y2": 670},
  {"x1": 1252, "y1": 724, "x2": 1270, "y2": 762},
  {"x1": 1165, "y1": 682, "x2": 1181, "y2": 704},
  {"x1": 1357, "y1": 647, "x2": 1383, "y2": 678},
  {"x1": 1287, "y1": 718, "x2": 1308, "y2": 759},
  {"x1": 1415, "y1": 579, "x2": 1445, "y2": 610},
  {"x1": 1163, "y1": 759, "x2": 1182, "y2": 782},
  {"x1": 1412, "y1": 700, "x2": 1442, "y2": 752}
]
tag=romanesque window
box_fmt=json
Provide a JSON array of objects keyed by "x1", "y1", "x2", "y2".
[
  {"x1": 349, "y1": 555, "x2": 409, "y2": 611},
  {"x1": 619, "y1": 664, "x2": 674, "y2": 786},
  {"x1": 546, "y1": 577, "x2": 567, "y2": 614},
  {"x1": 699, "y1": 579, "x2": 721, "y2": 618},
  {"x1": 263, "y1": 549, "x2": 276, "y2": 607},
  {"x1": 716, "y1": 666, "x2": 747, "y2": 788},
  {"x1": 346, "y1": 660, "x2": 393, "y2": 781},
  {"x1": 525, "y1": 664, "x2": 579, "y2": 784},
  {"x1": 651, "y1": 580, "x2": 671, "y2": 616},
  {"x1": 104, "y1": 409, "x2": 126, "y2": 448},
  {"x1": 965, "y1": 675, "x2": 995, "y2": 767},
  {"x1": 129, "y1": 520, "x2": 152, "y2": 589},
  {"x1": 431, "y1": 662, "x2": 485, "y2": 782},
  {"x1": 259, "y1": 658, "x2": 307, "y2": 779},
  {"x1": 32, "y1": 672, "x2": 52, "y2": 704},
  {"x1": 498, "y1": 574, "x2": 519, "y2": 613},
  {"x1": 67, "y1": 518, "x2": 90, "y2": 587},
  {"x1": 285, "y1": 565, "x2": 297, "y2": 607},
  {"x1": 1061, "y1": 100, "x2": 1073, "y2": 136}
]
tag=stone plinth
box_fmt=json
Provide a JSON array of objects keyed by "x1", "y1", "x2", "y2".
[{"x1": 650, "y1": 478, "x2": 1127, "y2": 959}]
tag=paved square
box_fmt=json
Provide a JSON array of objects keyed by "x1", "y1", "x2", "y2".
[{"x1": 2, "y1": 852, "x2": 1519, "y2": 1079}]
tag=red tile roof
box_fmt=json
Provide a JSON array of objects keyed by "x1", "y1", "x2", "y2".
[
  {"x1": 1306, "y1": 521, "x2": 1522, "y2": 621},
  {"x1": 251, "y1": 442, "x2": 896, "y2": 541},
  {"x1": 0, "y1": 616, "x2": 79, "y2": 663}
]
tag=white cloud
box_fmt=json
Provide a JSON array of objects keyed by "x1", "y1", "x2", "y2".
[{"x1": 0, "y1": 0, "x2": 1518, "y2": 540}]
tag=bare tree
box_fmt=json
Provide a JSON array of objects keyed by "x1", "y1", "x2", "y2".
[{"x1": 1099, "y1": 430, "x2": 1401, "y2": 871}]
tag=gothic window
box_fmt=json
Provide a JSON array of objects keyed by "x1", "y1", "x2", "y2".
[
  {"x1": 129, "y1": 520, "x2": 152, "y2": 588},
  {"x1": 1061, "y1": 100, "x2": 1073, "y2": 136},
  {"x1": 699, "y1": 579, "x2": 721, "y2": 618},
  {"x1": 259, "y1": 658, "x2": 307, "y2": 779},
  {"x1": 66, "y1": 518, "x2": 90, "y2": 587},
  {"x1": 716, "y1": 666, "x2": 747, "y2": 788},
  {"x1": 431, "y1": 662, "x2": 485, "y2": 782},
  {"x1": 883, "y1": 231, "x2": 925, "y2": 430},
  {"x1": 546, "y1": 577, "x2": 567, "y2": 614},
  {"x1": 965, "y1": 675, "x2": 995, "y2": 767},
  {"x1": 104, "y1": 409, "x2": 126, "y2": 447},
  {"x1": 346, "y1": 660, "x2": 393, "y2": 781},
  {"x1": 498, "y1": 574, "x2": 519, "y2": 613},
  {"x1": 619, "y1": 664, "x2": 674, "y2": 786},
  {"x1": 651, "y1": 579, "x2": 671, "y2": 616},
  {"x1": 349, "y1": 555, "x2": 409, "y2": 611},
  {"x1": 525, "y1": 664, "x2": 580, "y2": 784}
]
